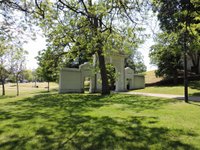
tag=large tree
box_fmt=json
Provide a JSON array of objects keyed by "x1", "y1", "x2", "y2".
[
  {"x1": 1, "y1": 0, "x2": 149, "y2": 95},
  {"x1": 33, "y1": 0, "x2": 148, "y2": 95},
  {"x1": 151, "y1": 0, "x2": 200, "y2": 102}
]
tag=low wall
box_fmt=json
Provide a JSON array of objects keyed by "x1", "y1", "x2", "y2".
[
  {"x1": 133, "y1": 75, "x2": 145, "y2": 89},
  {"x1": 59, "y1": 68, "x2": 83, "y2": 93}
]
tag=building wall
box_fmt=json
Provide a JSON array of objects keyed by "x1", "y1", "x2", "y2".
[
  {"x1": 59, "y1": 54, "x2": 145, "y2": 93},
  {"x1": 133, "y1": 75, "x2": 145, "y2": 89},
  {"x1": 59, "y1": 68, "x2": 83, "y2": 93}
]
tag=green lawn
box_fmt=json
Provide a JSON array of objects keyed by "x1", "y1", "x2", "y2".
[
  {"x1": 0, "y1": 82, "x2": 58, "y2": 97},
  {"x1": 0, "y1": 88, "x2": 200, "y2": 149},
  {"x1": 133, "y1": 81, "x2": 200, "y2": 96}
]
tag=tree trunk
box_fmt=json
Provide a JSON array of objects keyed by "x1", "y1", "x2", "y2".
[
  {"x1": 93, "y1": 16, "x2": 110, "y2": 95},
  {"x1": 47, "y1": 81, "x2": 50, "y2": 92},
  {"x1": 34, "y1": 79, "x2": 37, "y2": 87},
  {"x1": 97, "y1": 50, "x2": 110, "y2": 95},
  {"x1": 16, "y1": 76, "x2": 19, "y2": 96},
  {"x1": 184, "y1": 30, "x2": 188, "y2": 103},
  {"x1": 2, "y1": 80, "x2": 5, "y2": 96}
]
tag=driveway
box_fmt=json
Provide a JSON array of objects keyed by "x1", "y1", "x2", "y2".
[{"x1": 121, "y1": 91, "x2": 200, "y2": 102}]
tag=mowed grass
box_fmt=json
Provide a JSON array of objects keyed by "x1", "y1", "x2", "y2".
[
  {"x1": 0, "y1": 82, "x2": 58, "y2": 98},
  {"x1": 133, "y1": 81, "x2": 200, "y2": 96},
  {"x1": 0, "y1": 87, "x2": 200, "y2": 149},
  {"x1": 141, "y1": 70, "x2": 200, "y2": 96}
]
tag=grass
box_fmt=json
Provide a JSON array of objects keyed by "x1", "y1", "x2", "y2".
[
  {"x1": 133, "y1": 81, "x2": 200, "y2": 96},
  {"x1": 141, "y1": 70, "x2": 200, "y2": 96},
  {"x1": 0, "y1": 87, "x2": 200, "y2": 149},
  {"x1": 0, "y1": 82, "x2": 58, "y2": 97}
]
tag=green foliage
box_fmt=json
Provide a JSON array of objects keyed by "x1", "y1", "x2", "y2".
[
  {"x1": 21, "y1": 70, "x2": 34, "y2": 82},
  {"x1": 1, "y1": 0, "x2": 150, "y2": 94},
  {"x1": 36, "y1": 48, "x2": 60, "y2": 82},
  {"x1": 152, "y1": 0, "x2": 199, "y2": 33},
  {"x1": 33, "y1": 0, "x2": 148, "y2": 94},
  {"x1": 150, "y1": 32, "x2": 183, "y2": 82},
  {"x1": 151, "y1": 0, "x2": 200, "y2": 75},
  {"x1": 0, "y1": 40, "x2": 9, "y2": 84},
  {"x1": 125, "y1": 51, "x2": 147, "y2": 73}
]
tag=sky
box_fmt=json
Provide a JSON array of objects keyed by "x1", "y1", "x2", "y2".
[
  {"x1": 138, "y1": 38, "x2": 157, "y2": 71},
  {"x1": 23, "y1": 34, "x2": 46, "y2": 70}
]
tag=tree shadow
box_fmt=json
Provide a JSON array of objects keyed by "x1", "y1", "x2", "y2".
[
  {"x1": 188, "y1": 102, "x2": 200, "y2": 107},
  {"x1": 189, "y1": 92, "x2": 200, "y2": 97},
  {"x1": 36, "y1": 88, "x2": 58, "y2": 94},
  {"x1": 0, "y1": 94, "x2": 198, "y2": 149},
  {"x1": 55, "y1": 116, "x2": 197, "y2": 150},
  {"x1": 189, "y1": 81, "x2": 200, "y2": 90},
  {"x1": 0, "y1": 95, "x2": 15, "y2": 100}
]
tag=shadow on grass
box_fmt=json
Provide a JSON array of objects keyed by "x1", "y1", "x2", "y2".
[
  {"x1": 189, "y1": 92, "x2": 200, "y2": 97},
  {"x1": 0, "y1": 95, "x2": 15, "y2": 100},
  {"x1": 189, "y1": 81, "x2": 200, "y2": 90},
  {"x1": 0, "y1": 94, "x2": 198, "y2": 149},
  {"x1": 188, "y1": 102, "x2": 200, "y2": 107},
  {"x1": 36, "y1": 88, "x2": 58, "y2": 94}
]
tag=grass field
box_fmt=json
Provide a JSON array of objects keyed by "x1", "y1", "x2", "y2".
[
  {"x1": 133, "y1": 81, "x2": 200, "y2": 96},
  {"x1": 0, "y1": 82, "x2": 58, "y2": 97},
  {"x1": 142, "y1": 70, "x2": 200, "y2": 96},
  {"x1": 0, "y1": 84, "x2": 200, "y2": 149}
]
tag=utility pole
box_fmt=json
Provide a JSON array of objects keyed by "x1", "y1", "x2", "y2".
[
  {"x1": 184, "y1": 11, "x2": 189, "y2": 103},
  {"x1": 184, "y1": 39, "x2": 188, "y2": 103}
]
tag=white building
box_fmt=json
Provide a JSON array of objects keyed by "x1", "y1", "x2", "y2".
[{"x1": 59, "y1": 54, "x2": 145, "y2": 93}]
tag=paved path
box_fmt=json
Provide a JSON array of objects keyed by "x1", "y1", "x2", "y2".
[{"x1": 120, "y1": 91, "x2": 200, "y2": 102}]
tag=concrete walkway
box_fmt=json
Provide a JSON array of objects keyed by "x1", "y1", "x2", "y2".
[{"x1": 121, "y1": 91, "x2": 200, "y2": 102}]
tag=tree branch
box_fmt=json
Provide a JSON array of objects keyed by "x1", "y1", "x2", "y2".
[{"x1": 58, "y1": 0, "x2": 87, "y2": 17}]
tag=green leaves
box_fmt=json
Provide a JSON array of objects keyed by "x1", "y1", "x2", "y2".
[{"x1": 150, "y1": 32, "x2": 183, "y2": 79}]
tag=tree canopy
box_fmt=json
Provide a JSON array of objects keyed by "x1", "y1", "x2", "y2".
[
  {"x1": 1, "y1": 0, "x2": 149, "y2": 95},
  {"x1": 150, "y1": 32, "x2": 183, "y2": 84},
  {"x1": 34, "y1": 0, "x2": 148, "y2": 94}
]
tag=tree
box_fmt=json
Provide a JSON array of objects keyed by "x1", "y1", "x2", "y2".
[
  {"x1": 151, "y1": 0, "x2": 200, "y2": 102},
  {"x1": 11, "y1": 48, "x2": 27, "y2": 96},
  {"x1": 186, "y1": 34, "x2": 200, "y2": 74},
  {"x1": 0, "y1": 39, "x2": 10, "y2": 96},
  {"x1": 0, "y1": 1, "x2": 34, "y2": 96},
  {"x1": 150, "y1": 32, "x2": 183, "y2": 84},
  {"x1": 125, "y1": 51, "x2": 147, "y2": 73},
  {"x1": 33, "y1": 0, "x2": 148, "y2": 95},
  {"x1": 21, "y1": 70, "x2": 34, "y2": 82},
  {"x1": 1, "y1": 0, "x2": 149, "y2": 95},
  {"x1": 36, "y1": 48, "x2": 59, "y2": 92}
]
